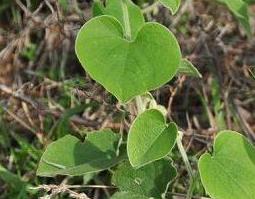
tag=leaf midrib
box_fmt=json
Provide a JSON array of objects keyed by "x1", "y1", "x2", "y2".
[{"x1": 137, "y1": 124, "x2": 168, "y2": 163}]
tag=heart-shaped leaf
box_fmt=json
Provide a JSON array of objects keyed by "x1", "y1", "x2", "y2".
[
  {"x1": 93, "y1": 0, "x2": 145, "y2": 39},
  {"x1": 217, "y1": 0, "x2": 251, "y2": 35},
  {"x1": 111, "y1": 192, "x2": 149, "y2": 199},
  {"x1": 127, "y1": 109, "x2": 177, "y2": 168},
  {"x1": 159, "y1": 0, "x2": 181, "y2": 14},
  {"x1": 37, "y1": 130, "x2": 125, "y2": 176},
  {"x1": 75, "y1": 16, "x2": 181, "y2": 103},
  {"x1": 112, "y1": 159, "x2": 176, "y2": 198},
  {"x1": 199, "y1": 130, "x2": 255, "y2": 199}
]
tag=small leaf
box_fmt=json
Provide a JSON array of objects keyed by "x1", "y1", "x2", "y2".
[
  {"x1": 217, "y1": 0, "x2": 251, "y2": 35},
  {"x1": 112, "y1": 159, "x2": 176, "y2": 198},
  {"x1": 159, "y1": 0, "x2": 181, "y2": 14},
  {"x1": 92, "y1": 0, "x2": 145, "y2": 39},
  {"x1": 37, "y1": 130, "x2": 125, "y2": 176},
  {"x1": 76, "y1": 16, "x2": 181, "y2": 103},
  {"x1": 92, "y1": 1, "x2": 105, "y2": 16},
  {"x1": 127, "y1": 109, "x2": 177, "y2": 168},
  {"x1": 199, "y1": 130, "x2": 255, "y2": 199},
  {"x1": 111, "y1": 192, "x2": 149, "y2": 199},
  {"x1": 177, "y1": 59, "x2": 202, "y2": 78}
]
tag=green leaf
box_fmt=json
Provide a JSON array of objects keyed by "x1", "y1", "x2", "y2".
[
  {"x1": 127, "y1": 109, "x2": 177, "y2": 168},
  {"x1": 92, "y1": 1, "x2": 105, "y2": 16},
  {"x1": 243, "y1": 0, "x2": 255, "y2": 4},
  {"x1": 159, "y1": 0, "x2": 181, "y2": 14},
  {"x1": 177, "y1": 59, "x2": 202, "y2": 78},
  {"x1": 0, "y1": 165, "x2": 25, "y2": 188},
  {"x1": 217, "y1": 0, "x2": 251, "y2": 34},
  {"x1": 199, "y1": 131, "x2": 255, "y2": 199},
  {"x1": 92, "y1": 0, "x2": 145, "y2": 39},
  {"x1": 111, "y1": 192, "x2": 149, "y2": 199},
  {"x1": 76, "y1": 16, "x2": 181, "y2": 103},
  {"x1": 37, "y1": 130, "x2": 125, "y2": 176},
  {"x1": 112, "y1": 159, "x2": 176, "y2": 198}
]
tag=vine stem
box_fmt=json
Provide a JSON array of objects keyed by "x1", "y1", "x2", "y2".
[
  {"x1": 135, "y1": 95, "x2": 145, "y2": 114},
  {"x1": 120, "y1": 2, "x2": 194, "y2": 198},
  {"x1": 177, "y1": 131, "x2": 195, "y2": 199}
]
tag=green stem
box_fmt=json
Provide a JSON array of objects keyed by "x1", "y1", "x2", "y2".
[
  {"x1": 135, "y1": 95, "x2": 145, "y2": 114},
  {"x1": 120, "y1": 0, "x2": 132, "y2": 40},
  {"x1": 176, "y1": 131, "x2": 194, "y2": 199}
]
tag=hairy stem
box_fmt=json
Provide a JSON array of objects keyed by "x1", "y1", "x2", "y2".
[{"x1": 176, "y1": 131, "x2": 194, "y2": 199}]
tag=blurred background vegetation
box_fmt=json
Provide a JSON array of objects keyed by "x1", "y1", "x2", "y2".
[{"x1": 0, "y1": 0, "x2": 254, "y2": 198}]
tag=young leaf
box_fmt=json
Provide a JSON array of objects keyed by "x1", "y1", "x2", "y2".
[
  {"x1": 92, "y1": 0, "x2": 145, "y2": 39},
  {"x1": 159, "y1": 0, "x2": 181, "y2": 15},
  {"x1": 105, "y1": 0, "x2": 145, "y2": 39},
  {"x1": 177, "y1": 59, "x2": 202, "y2": 78},
  {"x1": 127, "y1": 109, "x2": 177, "y2": 168},
  {"x1": 92, "y1": 1, "x2": 105, "y2": 16},
  {"x1": 112, "y1": 159, "x2": 176, "y2": 198},
  {"x1": 217, "y1": 0, "x2": 251, "y2": 35},
  {"x1": 75, "y1": 16, "x2": 181, "y2": 103},
  {"x1": 199, "y1": 131, "x2": 255, "y2": 199},
  {"x1": 37, "y1": 130, "x2": 125, "y2": 176},
  {"x1": 111, "y1": 192, "x2": 149, "y2": 199}
]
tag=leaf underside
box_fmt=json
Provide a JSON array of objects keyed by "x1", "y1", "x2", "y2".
[{"x1": 37, "y1": 130, "x2": 125, "y2": 176}]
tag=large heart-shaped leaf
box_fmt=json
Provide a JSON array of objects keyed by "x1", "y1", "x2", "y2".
[
  {"x1": 112, "y1": 159, "x2": 176, "y2": 198},
  {"x1": 217, "y1": 0, "x2": 251, "y2": 34},
  {"x1": 127, "y1": 109, "x2": 177, "y2": 168},
  {"x1": 159, "y1": 0, "x2": 181, "y2": 14},
  {"x1": 75, "y1": 16, "x2": 181, "y2": 103},
  {"x1": 93, "y1": 0, "x2": 145, "y2": 39},
  {"x1": 37, "y1": 130, "x2": 125, "y2": 176},
  {"x1": 199, "y1": 130, "x2": 255, "y2": 199}
]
